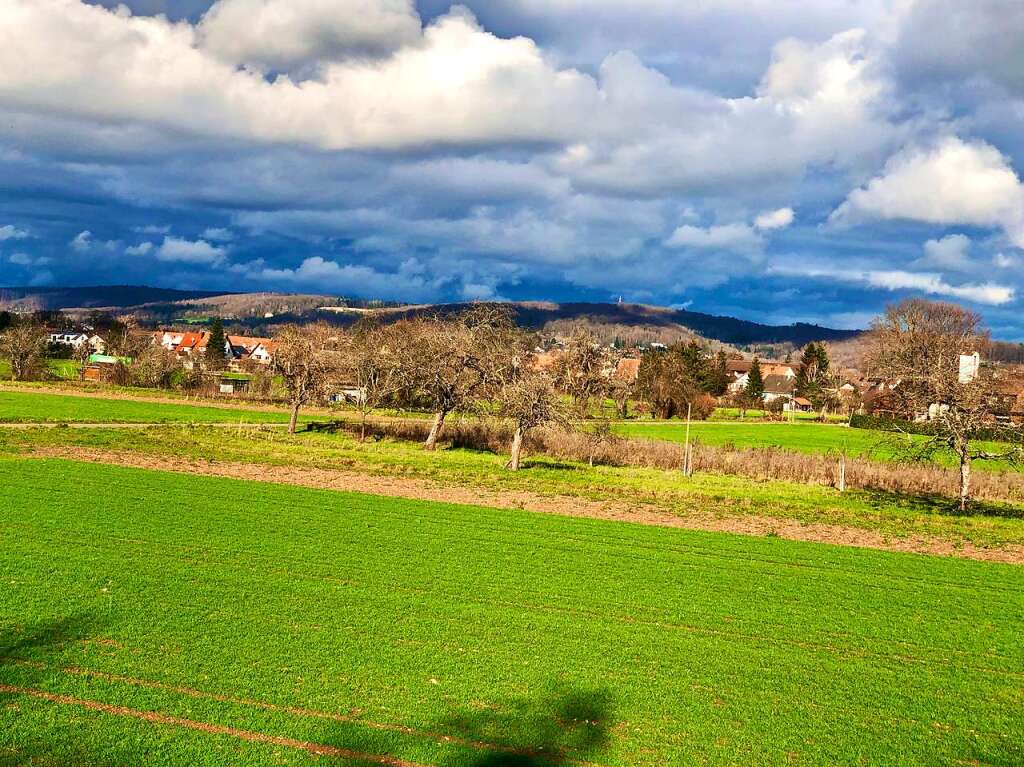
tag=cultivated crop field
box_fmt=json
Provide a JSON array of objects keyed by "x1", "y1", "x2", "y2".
[
  {"x1": 0, "y1": 390, "x2": 300, "y2": 425},
  {"x1": 2, "y1": 457, "x2": 1023, "y2": 766}
]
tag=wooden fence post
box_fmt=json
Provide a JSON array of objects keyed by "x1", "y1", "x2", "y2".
[{"x1": 683, "y1": 402, "x2": 693, "y2": 476}]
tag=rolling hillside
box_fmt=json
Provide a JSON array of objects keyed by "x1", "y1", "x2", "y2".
[{"x1": 1, "y1": 285, "x2": 861, "y2": 347}]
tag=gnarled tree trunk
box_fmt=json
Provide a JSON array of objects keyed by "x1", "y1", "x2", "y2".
[
  {"x1": 288, "y1": 400, "x2": 301, "y2": 434},
  {"x1": 959, "y1": 450, "x2": 971, "y2": 512},
  {"x1": 424, "y1": 410, "x2": 447, "y2": 450},
  {"x1": 507, "y1": 426, "x2": 524, "y2": 471}
]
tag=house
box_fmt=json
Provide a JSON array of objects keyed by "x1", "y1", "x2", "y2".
[
  {"x1": 155, "y1": 330, "x2": 185, "y2": 351},
  {"x1": 860, "y1": 380, "x2": 900, "y2": 416},
  {"x1": 173, "y1": 331, "x2": 209, "y2": 357},
  {"x1": 789, "y1": 396, "x2": 813, "y2": 413},
  {"x1": 761, "y1": 374, "x2": 798, "y2": 404},
  {"x1": 215, "y1": 373, "x2": 252, "y2": 395},
  {"x1": 227, "y1": 335, "x2": 277, "y2": 365},
  {"x1": 727, "y1": 360, "x2": 796, "y2": 394},
  {"x1": 48, "y1": 330, "x2": 88, "y2": 348},
  {"x1": 47, "y1": 330, "x2": 107, "y2": 353}
]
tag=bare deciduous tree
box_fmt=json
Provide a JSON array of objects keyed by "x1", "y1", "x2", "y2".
[
  {"x1": 105, "y1": 315, "x2": 148, "y2": 359},
  {"x1": 0, "y1": 318, "x2": 48, "y2": 381},
  {"x1": 553, "y1": 330, "x2": 608, "y2": 417},
  {"x1": 339, "y1": 319, "x2": 407, "y2": 441},
  {"x1": 72, "y1": 336, "x2": 94, "y2": 381},
  {"x1": 865, "y1": 298, "x2": 1024, "y2": 510},
  {"x1": 404, "y1": 306, "x2": 521, "y2": 450},
  {"x1": 274, "y1": 323, "x2": 338, "y2": 434},
  {"x1": 500, "y1": 365, "x2": 568, "y2": 470},
  {"x1": 130, "y1": 345, "x2": 182, "y2": 388}
]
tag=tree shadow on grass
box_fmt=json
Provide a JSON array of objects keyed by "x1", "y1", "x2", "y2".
[
  {"x1": 0, "y1": 614, "x2": 118, "y2": 767},
  {"x1": 0, "y1": 613, "x2": 103, "y2": 664},
  {"x1": 431, "y1": 687, "x2": 615, "y2": 766},
  {"x1": 857, "y1": 488, "x2": 1024, "y2": 519}
]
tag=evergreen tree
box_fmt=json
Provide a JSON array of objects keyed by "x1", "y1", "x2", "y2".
[
  {"x1": 205, "y1": 318, "x2": 227, "y2": 370},
  {"x1": 745, "y1": 357, "x2": 764, "y2": 399},
  {"x1": 676, "y1": 341, "x2": 711, "y2": 391},
  {"x1": 815, "y1": 343, "x2": 830, "y2": 375},
  {"x1": 709, "y1": 350, "x2": 729, "y2": 396},
  {"x1": 796, "y1": 342, "x2": 833, "y2": 408}
]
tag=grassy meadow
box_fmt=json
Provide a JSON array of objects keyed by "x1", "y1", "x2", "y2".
[
  {"x1": 2, "y1": 457, "x2": 1023, "y2": 766},
  {"x1": 613, "y1": 419, "x2": 1022, "y2": 470},
  {"x1": 4, "y1": 423, "x2": 1024, "y2": 549},
  {"x1": 0, "y1": 390, "x2": 301, "y2": 425}
]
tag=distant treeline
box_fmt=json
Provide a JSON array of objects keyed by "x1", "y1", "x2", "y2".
[{"x1": 989, "y1": 340, "x2": 1024, "y2": 364}]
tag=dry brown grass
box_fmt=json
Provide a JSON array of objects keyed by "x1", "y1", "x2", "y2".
[{"x1": 331, "y1": 418, "x2": 1024, "y2": 507}]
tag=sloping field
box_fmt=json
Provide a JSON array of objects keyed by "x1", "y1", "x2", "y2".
[
  {"x1": 1, "y1": 458, "x2": 1022, "y2": 765},
  {"x1": 0, "y1": 390, "x2": 297, "y2": 424}
]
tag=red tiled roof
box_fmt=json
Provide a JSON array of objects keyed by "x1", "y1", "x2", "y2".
[{"x1": 174, "y1": 331, "x2": 209, "y2": 353}]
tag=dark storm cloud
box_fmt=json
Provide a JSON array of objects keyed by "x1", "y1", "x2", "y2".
[{"x1": 2, "y1": 1, "x2": 1024, "y2": 337}]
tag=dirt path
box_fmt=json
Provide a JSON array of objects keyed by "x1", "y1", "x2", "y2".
[{"x1": 23, "y1": 445, "x2": 1024, "y2": 564}]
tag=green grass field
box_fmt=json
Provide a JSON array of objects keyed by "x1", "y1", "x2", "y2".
[
  {"x1": 4, "y1": 421, "x2": 1024, "y2": 549},
  {"x1": 2, "y1": 457, "x2": 1023, "y2": 766},
  {"x1": 710, "y1": 407, "x2": 847, "y2": 423},
  {"x1": 0, "y1": 359, "x2": 81, "y2": 381},
  {"x1": 0, "y1": 390, "x2": 300, "y2": 425},
  {"x1": 613, "y1": 420, "x2": 1021, "y2": 470},
  {"x1": 616, "y1": 420, "x2": 892, "y2": 456}
]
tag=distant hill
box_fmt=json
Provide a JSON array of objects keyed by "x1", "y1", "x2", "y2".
[
  {"x1": 511, "y1": 302, "x2": 860, "y2": 347},
  {"x1": 346, "y1": 301, "x2": 861, "y2": 348},
  {"x1": 1, "y1": 286, "x2": 862, "y2": 348},
  {"x1": 0, "y1": 285, "x2": 232, "y2": 310}
]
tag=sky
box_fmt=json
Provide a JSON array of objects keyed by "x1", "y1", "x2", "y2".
[{"x1": 2, "y1": 2, "x2": 1024, "y2": 337}]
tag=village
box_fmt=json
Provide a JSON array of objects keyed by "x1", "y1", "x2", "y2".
[{"x1": 11, "y1": 308, "x2": 1024, "y2": 428}]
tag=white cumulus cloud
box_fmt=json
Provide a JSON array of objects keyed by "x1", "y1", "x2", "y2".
[
  {"x1": 70, "y1": 230, "x2": 92, "y2": 252},
  {"x1": 831, "y1": 136, "x2": 1024, "y2": 247},
  {"x1": 754, "y1": 207, "x2": 794, "y2": 230},
  {"x1": 154, "y1": 236, "x2": 226, "y2": 264},
  {"x1": 0, "y1": 224, "x2": 29, "y2": 241},
  {"x1": 666, "y1": 223, "x2": 762, "y2": 251},
  {"x1": 197, "y1": 0, "x2": 422, "y2": 72},
  {"x1": 125, "y1": 242, "x2": 154, "y2": 256},
  {"x1": 773, "y1": 264, "x2": 1014, "y2": 306}
]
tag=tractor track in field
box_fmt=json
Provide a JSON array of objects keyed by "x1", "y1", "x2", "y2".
[
  {"x1": 19, "y1": 445, "x2": 1024, "y2": 564},
  {"x1": 0, "y1": 669, "x2": 611, "y2": 767},
  {"x1": 0, "y1": 683, "x2": 429, "y2": 767},
  {"x1": 61, "y1": 667, "x2": 598, "y2": 761}
]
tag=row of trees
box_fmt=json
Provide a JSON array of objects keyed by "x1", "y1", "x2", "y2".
[{"x1": 274, "y1": 308, "x2": 565, "y2": 469}]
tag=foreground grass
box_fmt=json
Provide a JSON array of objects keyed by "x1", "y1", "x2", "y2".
[
  {"x1": 5, "y1": 424, "x2": 1024, "y2": 550},
  {"x1": 1, "y1": 457, "x2": 1022, "y2": 766},
  {"x1": 0, "y1": 390, "x2": 303, "y2": 425}
]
